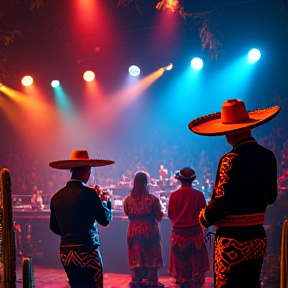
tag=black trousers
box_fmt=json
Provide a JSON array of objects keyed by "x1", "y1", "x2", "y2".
[
  {"x1": 214, "y1": 235, "x2": 266, "y2": 288},
  {"x1": 214, "y1": 258, "x2": 263, "y2": 288},
  {"x1": 60, "y1": 247, "x2": 103, "y2": 288}
]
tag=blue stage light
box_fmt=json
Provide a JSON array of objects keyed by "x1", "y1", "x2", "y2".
[
  {"x1": 248, "y1": 48, "x2": 261, "y2": 63},
  {"x1": 191, "y1": 57, "x2": 203, "y2": 70},
  {"x1": 51, "y1": 80, "x2": 60, "y2": 88}
]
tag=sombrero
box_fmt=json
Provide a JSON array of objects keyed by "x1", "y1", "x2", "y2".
[
  {"x1": 188, "y1": 99, "x2": 281, "y2": 136},
  {"x1": 49, "y1": 149, "x2": 115, "y2": 169},
  {"x1": 175, "y1": 167, "x2": 196, "y2": 181}
]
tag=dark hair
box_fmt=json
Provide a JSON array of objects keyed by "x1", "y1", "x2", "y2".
[
  {"x1": 179, "y1": 177, "x2": 195, "y2": 184},
  {"x1": 131, "y1": 171, "x2": 150, "y2": 199},
  {"x1": 70, "y1": 166, "x2": 86, "y2": 174}
]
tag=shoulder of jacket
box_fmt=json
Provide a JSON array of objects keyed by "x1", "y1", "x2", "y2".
[{"x1": 220, "y1": 152, "x2": 238, "y2": 162}]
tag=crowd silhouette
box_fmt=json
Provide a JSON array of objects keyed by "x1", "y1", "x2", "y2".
[{"x1": 0, "y1": 92, "x2": 287, "y2": 204}]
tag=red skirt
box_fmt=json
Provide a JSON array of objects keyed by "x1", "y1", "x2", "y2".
[
  {"x1": 127, "y1": 220, "x2": 163, "y2": 269},
  {"x1": 168, "y1": 227, "x2": 209, "y2": 285}
]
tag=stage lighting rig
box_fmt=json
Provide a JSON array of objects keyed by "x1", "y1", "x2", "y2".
[
  {"x1": 163, "y1": 63, "x2": 173, "y2": 71},
  {"x1": 128, "y1": 65, "x2": 141, "y2": 77},
  {"x1": 21, "y1": 76, "x2": 33, "y2": 86},
  {"x1": 191, "y1": 57, "x2": 203, "y2": 70},
  {"x1": 83, "y1": 70, "x2": 95, "y2": 82}
]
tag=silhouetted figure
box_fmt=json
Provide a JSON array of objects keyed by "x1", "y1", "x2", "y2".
[
  {"x1": 168, "y1": 167, "x2": 209, "y2": 288},
  {"x1": 49, "y1": 149, "x2": 114, "y2": 288},
  {"x1": 189, "y1": 99, "x2": 280, "y2": 288},
  {"x1": 123, "y1": 171, "x2": 164, "y2": 287}
]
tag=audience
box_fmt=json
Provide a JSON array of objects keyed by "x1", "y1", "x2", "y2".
[{"x1": 0, "y1": 91, "x2": 287, "y2": 203}]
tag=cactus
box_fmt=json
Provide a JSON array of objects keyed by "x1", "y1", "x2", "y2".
[
  {"x1": 0, "y1": 168, "x2": 16, "y2": 288},
  {"x1": 22, "y1": 258, "x2": 34, "y2": 288},
  {"x1": 280, "y1": 219, "x2": 288, "y2": 288}
]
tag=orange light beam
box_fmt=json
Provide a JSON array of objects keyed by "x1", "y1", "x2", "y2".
[
  {"x1": 98, "y1": 68, "x2": 164, "y2": 127},
  {"x1": 0, "y1": 85, "x2": 60, "y2": 145}
]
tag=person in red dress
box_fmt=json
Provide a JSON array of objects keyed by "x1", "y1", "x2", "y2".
[
  {"x1": 123, "y1": 171, "x2": 164, "y2": 287},
  {"x1": 168, "y1": 167, "x2": 209, "y2": 288}
]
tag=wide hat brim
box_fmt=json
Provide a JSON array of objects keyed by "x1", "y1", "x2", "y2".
[
  {"x1": 189, "y1": 106, "x2": 281, "y2": 136},
  {"x1": 49, "y1": 159, "x2": 115, "y2": 169}
]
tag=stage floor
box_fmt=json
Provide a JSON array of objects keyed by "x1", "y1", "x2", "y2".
[
  {"x1": 15, "y1": 266, "x2": 214, "y2": 288},
  {"x1": 14, "y1": 266, "x2": 282, "y2": 288}
]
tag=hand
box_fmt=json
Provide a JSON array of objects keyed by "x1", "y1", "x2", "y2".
[
  {"x1": 102, "y1": 194, "x2": 109, "y2": 201},
  {"x1": 94, "y1": 185, "x2": 103, "y2": 198}
]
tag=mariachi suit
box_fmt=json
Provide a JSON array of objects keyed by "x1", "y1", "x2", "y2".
[
  {"x1": 50, "y1": 179, "x2": 112, "y2": 288},
  {"x1": 199, "y1": 137, "x2": 278, "y2": 288}
]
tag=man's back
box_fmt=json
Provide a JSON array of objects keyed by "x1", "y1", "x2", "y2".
[
  {"x1": 216, "y1": 140, "x2": 278, "y2": 215},
  {"x1": 50, "y1": 180, "x2": 111, "y2": 247},
  {"x1": 208, "y1": 139, "x2": 278, "y2": 241}
]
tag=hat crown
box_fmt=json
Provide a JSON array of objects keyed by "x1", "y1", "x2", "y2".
[
  {"x1": 221, "y1": 99, "x2": 250, "y2": 124},
  {"x1": 175, "y1": 167, "x2": 196, "y2": 181},
  {"x1": 180, "y1": 167, "x2": 195, "y2": 178},
  {"x1": 70, "y1": 149, "x2": 89, "y2": 160}
]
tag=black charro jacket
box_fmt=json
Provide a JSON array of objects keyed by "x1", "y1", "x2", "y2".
[
  {"x1": 199, "y1": 137, "x2": 278, "y2": 241},
  {"x1": 50, "y1": 179, "x2": 112, "y2": 248}
]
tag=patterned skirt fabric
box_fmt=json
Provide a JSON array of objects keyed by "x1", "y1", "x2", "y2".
[
  {"x1": 127, "y1": 220, "x2": 163, "y2": 269},
  {"x1": 60, "y1": 247, "x2": 103, "y2": 288},
  {"x1": 168, "y1": 230, "x2": 209, "y2": 285}
]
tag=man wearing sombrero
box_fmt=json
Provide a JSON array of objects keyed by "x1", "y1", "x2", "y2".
[
  {"x1": 49, "y1": 149, "x2": 115, "y2": 288},
  {"x1": 189, "y1": 99, "x2": 281, "y2": 288}
]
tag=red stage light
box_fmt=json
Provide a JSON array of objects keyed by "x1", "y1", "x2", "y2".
[{"x1": 83, "y1": 71, "x2": 95, "y2": 82}]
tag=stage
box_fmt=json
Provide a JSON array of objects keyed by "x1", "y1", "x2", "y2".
[
  {"x1": 13, "y1": 208, "x2": 214, "y2": 276},
  {"x1": 14, "y1": 266, "x2": 281, "y2": 288},
  {"x1": 12, "y1": 209, "x2": 281, "y2": 288},
  {"x1": 12, "y1": 203, "x2": 213, "y2": 285},
  {"x1": 15, "y1": 266, "x2": 214, "y2": 288}
]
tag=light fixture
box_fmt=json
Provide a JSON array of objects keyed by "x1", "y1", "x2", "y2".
[
  {"x1": 83, "y1": 70, "x2": 95, "y2": 82},
  {"x1": 21, "y1": 75, "x2": 34, "y2": 86},
  {"x1": 164, "y1": 63, "x2": 173, "y2": 71},
  {"x1": 191, "y1": 58, "x2": 203, "y2": 70},
  {"x1": 51, "y1": 80, "x2": 60, "y2": 88},
  {"x1": 248, "y1": 48, "x2": 261, "y2": 63},
  {"x1": 128, "y1": 65, "x2": 141, "y2": 77}
]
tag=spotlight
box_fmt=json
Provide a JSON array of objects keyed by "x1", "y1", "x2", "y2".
[
  {"x1": 128, "y1": 65, "x2": 141, "y2": 77},
  {"x1": 51, "y1": 80, "x2": 60, "y2": 88},
  {"x1": 248, "y1": 48, "x2": 261, "y2": 63},
  {"x1": 191, "y1": 57, "x2": 203, "y2": 70},
  {"x1": 21, "y1": 75, "x2": 34, "y2": 86},
  {"x1": 164, "y1": 63, "x2": 173, "y2": 71},
  {"x1": 83, "y1": 70, "x2": 95, "y2": 82}
]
